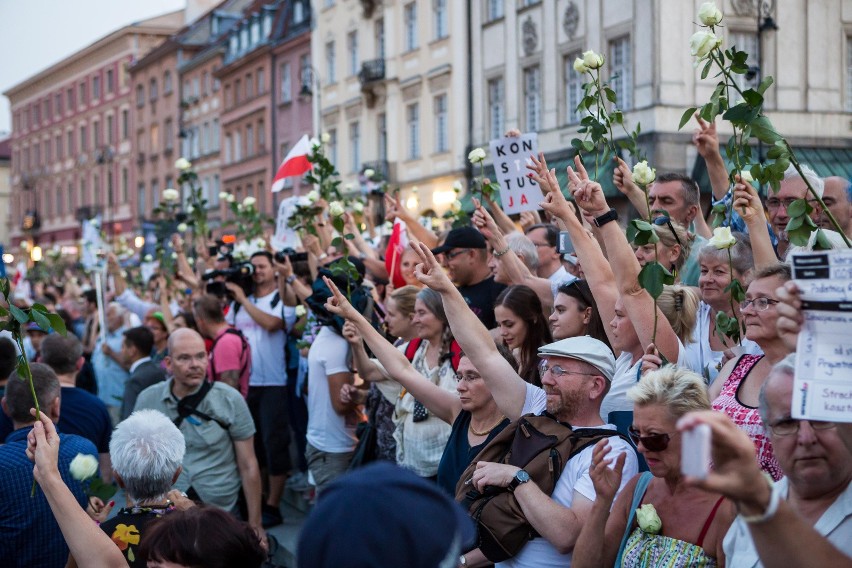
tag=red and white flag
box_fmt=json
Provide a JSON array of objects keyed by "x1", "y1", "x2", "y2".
[
  {"x1": 385, "y1": 218, "x2": 410, "y2": 289},
  {"x1": 271, "y1": 134, "x2": 313, "y2": 193}
]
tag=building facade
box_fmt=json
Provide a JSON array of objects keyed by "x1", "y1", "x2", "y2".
[{"x1": 4, "y1": 11, "x2": 184, "y2": 251}]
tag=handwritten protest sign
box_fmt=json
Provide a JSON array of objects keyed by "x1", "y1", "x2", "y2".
[
  {"x1": 488, "y1": 133, "x2": 540, "y2": 214},
  {"x1": 790, "y1": 249, "x2": 852, "y2": 423},
  {"x1": 271, "y1": 196, "x2": 302, "y2": 251}
]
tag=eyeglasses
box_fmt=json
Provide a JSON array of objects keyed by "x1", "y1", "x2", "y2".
[
  {"x1": 628, "y1": 426, "x2": 675, "y2": 452},
  {"x1": 532, "y1": 242, "x2": 554, "y2": 248},
  {"x1": 652, "y1": 216, "x2": 683, "y2": 248},
  {"x1": 765, "y1": 197, "x2": 799, "y2": 210},
  {"x1": 454, "y1": 373, "x2": 482, "y2": 383},
  {"x1": 445, "y1": 249, "x2": 470, "y2": 260},
  {"x1": 538, "y1": 360, "x2": 599, "y2": 379},
  {"x1": 740, "y1": 297, "x2": 779, "y2": 312},
  {"x1": 768, "y1": 417, "x2": 836, "y2": 436}
]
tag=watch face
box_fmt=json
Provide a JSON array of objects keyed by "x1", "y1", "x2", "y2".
[{"x1": 516, "y1": 470, "x2": 531, "y2": 483}]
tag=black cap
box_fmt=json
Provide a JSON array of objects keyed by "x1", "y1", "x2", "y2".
[{"x1": 431, "y1": 226, "x2": 487, "y2": 255}]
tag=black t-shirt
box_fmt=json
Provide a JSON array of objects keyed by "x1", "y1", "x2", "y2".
[
  {"x1": 458, "y1": 276, "x2": 506, "y2": 329},
  {"x1": 100, "y1": 505, "x2": 176, "y2": 567}
]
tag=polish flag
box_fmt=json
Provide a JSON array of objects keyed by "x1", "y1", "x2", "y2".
[
  {"x1": 271, "y1": 134, "x2": 313, "y2": 193},
  {"x1": 385, "y1": 218, "x2": 410, "y2": 289}
]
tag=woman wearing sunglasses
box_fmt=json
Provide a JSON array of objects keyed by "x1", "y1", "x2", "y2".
[
  {"x1": 322, "y1": 276, "x2": 515, "y2": 496},
  {"x1": 707, "y1": 263, "x2": 792, "y2": 481},
  {"x1": 633, "y1": 217, "x2": 690, "y2": 283},
  {"x1": 549, "y1": 279, "x2": 612, "y2": 352},
  {"x1": 572, "y1": 365, "x2": 736, "y2": 568}
]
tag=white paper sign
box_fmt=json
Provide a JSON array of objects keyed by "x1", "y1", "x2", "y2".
[
  {"x1": 790, "y1": 249, "x2": 852, "y2": 422},
  {"x1": 271, "y1": 196, "x2": 303, "y2": 251},
  {"x1": 488, "y1": 133, "x2": 540, "y2": 214}
]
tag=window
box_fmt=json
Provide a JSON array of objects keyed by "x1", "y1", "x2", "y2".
[
  {"x1": 404, "y1": 4, "x2": 418, "y2": 51},
  {"x1": 434, "y1": 94, "x2": 448, "y2": 152},
  {"x1": 434, "y1": 0, "x2": 448, "y2": 40},
  {"x1": 564, "y1": 53, "x2": 584, "y2": 124},
  {"x1": 407, "y1": 103, "x2": 420, "y2": 159},
  {"x1": 93, "y1": 120, "x2": 101, "y2": 147},
  {"x1": 293, "y1": 0, "x2": 307, "y2": 24},
  {"x1": 347, "y1": 31, "x2": 359, "y2": 76},
  {"x1": 225, "y1": 134, "x2": 232, "y2": 163},
  {"x1": 121, "y1": 109, "x2": 129, "y2": 140},
  {"x1": 202, "y1": 71, "x2": 209, "y2": 96},
  {"x1": 107, "y1": 115, "x2": 114, "y2": 144},
  {"x1": 212, "y1": 175, "x2": 221, "y2": 206},
  {"x1": 257, "y1": 68, "x2": 265, "y2": 93},
  {"x1": 55, "y1": 93, "x2": 62, "y2": 115},
  {"x1": 122, "y1": 168, "x2": 128, "y2": 202},
  {"x1": 328, "y1": 129, "x2": 338, "y2": 166},
  {"x1": 150, "y1": 124, "x2": 159, "y2": 152},
  {"x1": 56, "y1": 134, "x2": 63, "y2": 159},
  {"x1": 137, "y1": 183, "x2": 146, "y2": 215},
  {"x1": 234, "y1": 130, "x2": 242, "y2": 161},
  {"x1": 163, "y1": 71, "x2": 173, "y2": 95},
  {"x1": 246, "y1": 74, "x2": 253, "y2": 99},
  {"x1": 258, "y1": 120, "x2": 265, "y2": 150},
  {"x1": 608, "y1": 36, "x2": 632, "y2": 110},
  {"x1": 486, "y1": 0, "x2": 503, "y2": 21},
  {"x1": 848, "y1": 37, "x2": 852, "y2": 111},
  {"x1": 280, "y1": 62, "x2": 292, "y2": 103},
  {"x1": 79, "y1": 82, "x2": 87, "y2": 105},
  {"x1": 235, "y1": 79, "x2": 242, "y2": 103},
  {"x1": 212, "y1": 119, "x2": 220, "y2": 151},
  {"x1": 299, "y1": 55, "x2": 311, "y2": 91},
  {"x1": 80, "y1": 125, "x2": 88, "y2": 152},
  {"x1": 92, "y1": 75, "x2": 101, "y2": 99},
  {"x1": 350, "y1": 121, "x2": 360, "y2": 172},
  {"x1": 67, "y1": 130, "x2": 74, "y2": 155},
  {"x1": 56, "y1": 184, "x2": 63, "y2": 217},
  {"x1": 193, "y1": 77, "x2": 200, "y2": 98},
  {"x1": 151, "y1": 178, "x2": 160, "y2": 208},
  {"x1": 136, "y1": 85, "x2": 145, "y2": 107},
  {"x1": 376, "y1": 19, "x2": 385, "y2": 58},
  {"x1": 521, "y1": 0, "x2": 540, "y2": 6},
  {"x1": 191, "y1": 128, "x2": 200, "y2": 159},
  {"x1": 106, "y1": 69, "x2": 114, "y2": 93},
  {"x1": 66, "y1": 88, "x2": 74, "y2": 110},
  {"x1": 326, "y1": 41, "x2": 336, "y2": 84},
  {"x1": 165, "y1": 119, "x2": 174, "y2": 151},
  {"x1": 487, "y1": 77, "x2": 505, "y2": 139},
  {"x1": 523, "y1": 66, "x2": 541, "y2": 132},
  {"x1": 246, "y1": 125, "x2": 254, "y2": 156},
  {"x1": 121, "y1": 62, "x2": 130, "y2": 88},
  {"x1": 729, "y1": 31, "x2": 759, "y2": 92},
  {"x1": 378, "y1": 112, "x2": 387, "y2": 162}
]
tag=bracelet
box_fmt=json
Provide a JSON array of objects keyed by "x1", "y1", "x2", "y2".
[
  {"x1": 740, "y1": 474, "x2": 780, "y2": 524},
  {"x1": 493, "y1": 245, "x2": 510, "y2": 257},
  {"x1": 285, "y1": 274, "x2": 297, "y2": 285},
  {"x1": 459, "y1": 554, "x2": 468, "y2": 567},
  {"x1": 317, "y1": 253, "x2": 329, "y2": 261}
]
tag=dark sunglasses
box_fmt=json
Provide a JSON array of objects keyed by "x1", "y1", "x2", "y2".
[
  {"x1": 628, "y1": 426, "x2": 674, "y2": 452},
  {"x1": 652, "y1": 216, "x2": 683, "y2": 248},
  {"x1": 561, "y1": 279, "x2": 594, "y2": 308}
]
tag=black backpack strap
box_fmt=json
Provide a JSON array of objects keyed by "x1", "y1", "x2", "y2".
[
  {"x1": 567, "y1": 428, "x2": 633, "y2": 461},
  {"x1": 173, "y1": 380, "x2": 230, "y2": 430}
]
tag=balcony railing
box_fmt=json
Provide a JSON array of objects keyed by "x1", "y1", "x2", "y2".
[{"x1": 359, "y1": 59, "x2": 385, "y2": 87}]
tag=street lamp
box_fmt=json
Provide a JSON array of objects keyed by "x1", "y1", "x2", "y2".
[{"x1": 299, "y1": 65, "x2": 322, "y2": 138}]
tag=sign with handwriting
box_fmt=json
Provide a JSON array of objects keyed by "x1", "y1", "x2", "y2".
[{"x1": 488, "y1": 133, "x2": 540, "y2": 214}]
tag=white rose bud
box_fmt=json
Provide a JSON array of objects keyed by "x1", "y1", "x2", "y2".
[
  {"x1": 185, "y1": 204, "x2": 194, "y2": 214},
  {"x1": 698, "y1": 2, "x2": 723, "y2": 26},
  {"x1": 636, "y1": 504, "x2": 662, "y2": 535},
  {"x1": 310, "y1": 137, "x2": 320, "y2": 149},
  {"x1": 573, "y1": 57, "x2": 589, "y2": 74},
  {"x1": 582, "y1": 50, "x2": 604, "y2": 70},
  {"x1": 219, "y1": 191, "x2": 229, "y2": 200},
  {"x1": 171, "y1": 252, "x2": 178, "y2": 259},
  {"x1": 451, "y1": 200, "x2": 462, "y2": 213},
  {"x1": 306, "y1": 190, "x2": 319, "y2": 202},
  {"x1": 226, "y1": 194, "x2": 236, "y2": 203},
  {"x1": 468, "y1": 148, "x2": 487, "y2": 164},
  {"x1": 295, "y1": 305, "x2": 307, "y2": 317},
  {"x1": 69, "y1": 453, "x2": 99, "y2": 481},
  {"x1": 237, "y1": 203, "x2": 244, "y2": 211},
  {"x1": 144, "y1": 254, "x2": 153, "y2": 262},
  {"x1": 709, "y1": 226, "x2": 737, "y2": 250},
  {"x1": 453, "y1": 180, "x2": 464, "y2": 193},
  {"x1": 631, "y1": 161, "x2": 657, "y2": 187},
  {"x1": 188, "y1": 257, "x2": 195, "y2": 265},
  {"x1": 328, "y1": 201, "x2": 345, "y2": 217},
  {"x1": 363, "y1": 168, "x2": 375, "y2": 178},
  {"x1": 344, "y1": 183, "x2": 354, "y2": 191},
  {"x1": 120, "y1": 271, "x2": 128, "y2": 278},
  {"x1": 175, "y1": 157, "x2": 192, "y2": 171},
  {"x1": 243, "y1": 196, "x2": 257, "y2": 207},
  {"x1": 321, "y1": 132, "x2": 331, "y2": 143},
  {"x1": 177, "y1": 223, "x2": 188, "y2": 233},
  {"x1": 353, "y1": 202, "x2": 364, "y2": 213},
  {"x1": 739, "y1": 170, "x2": 754, "y2": 184},
  {"x1": 690, "y1": 31, "x2": 722, "y2": 60},
  {"x1": 162, "y1": 188, "x2": 180, "y2": 202}
]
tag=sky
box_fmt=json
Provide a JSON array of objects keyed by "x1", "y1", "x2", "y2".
[{"x1": 0, "y1": 0, "x2": 186, "y2": 136}]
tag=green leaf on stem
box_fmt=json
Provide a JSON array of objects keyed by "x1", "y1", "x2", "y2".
[
  {"x1": 678, "y1": 107, "x2": 698, "y2": 130},
  {"x1": 710, "y1": 203, "x2": 728, "y2": 228},
  {"x1": 46, "y1": 313, "x2": 67, "y2": 336},
  {"x1": 757, "y1": 76, "x2": 774, "y2": 95},
  {"x1": 31, "y1": 310, "x2": 51, "y2": 333},
  {"x1": 9, "y1": 304, "x2": 28, "y2": 324},
  {"x1": 750, "y1": 116, "x2": 781, "y2": 144},
  {"x1": 638, "y1": 262, "x2": 673, "y2": 300},
  {"x1": 813, "y1": 229, "x2": 834, "y2": 251},
  {"x1": 787, "y1": 215, "x2": 818, "y2": 246},
  {"x1": 724, "y1": 278, "x2": 747, "y2": 303},
  {"x1": 786, "y1": 198, "x2": 810, "y2": 218}
]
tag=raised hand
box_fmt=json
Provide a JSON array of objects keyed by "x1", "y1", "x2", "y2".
[
  {"x1": 26, "y1": 409, "x2": 61, "y2": 486},
  {"x1": 613, "y1": 157, "x2": 640, "y2": 198},
  {"x1": 732, "y1": 175, "x2": 765, "y2": 226},
  {"x1": 519, "y1": 210, "x2": 542, "y2": 232},
  {"x1": 322, "y1": 276, "x2": 360, "y2": 320},
  {"x1": 692, "y1": 114, "x2": 720, "y2": 159},
  {"x1": 568, "y1": 156, "x2": 609, "y2": 218},
  {"x1": 776, "y1": 281, "x2": 804, "y2": 353},
  {"x1": 639, "y1": 343, "x2": 663, "y2": 376},
  {"x1": 471, "y1": 198, "x2": 499, "y2": 241},
  {"x1": 341, "y1": 320, "x2": 361, "y2": 344},
  {"x1": 588, "y1": 439, "x2": 626, "y2": 506},
  {"x1": 411, "y1": 242, "x2": 455, "y2": 293}
]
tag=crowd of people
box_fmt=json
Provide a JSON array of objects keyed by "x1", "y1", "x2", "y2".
[{"x1": 0, "y1": 119, "x2": 850, "y2": 568}]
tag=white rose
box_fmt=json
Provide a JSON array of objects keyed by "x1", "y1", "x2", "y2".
[
  {"x1": 226, "y1": 194, "x2": 236, "y2": 203},
  {"x1": 328, "y1": 201, "x2": 345, "y2": 217},
  {"x1": 120, "y1": 270, "x2": 128, "y2": 278},
  {"x1": 690, "y1": 31, "x2": 721, "y2": 60},
  {"x1": 162, "y1": 188, "x2": 180, "y2": 202},
  {"x1": 451, "y1": 200, "x2": 462, "y2": 213},
  {"x1": 709, "y1": 226, "x2": 737, "y2": 250},
  {"x1": 698, "y1": 2, "x2": 723, "y2": 26},
  {"x1": 175, "y1": 157, "x2": 192, "y2": 171},
  {"x1": 353, "y1": 202, "x2": 364, "y2": 213},
  {"x1": 631, "y1": 161, "x2": 657, "y2": 187},
  {"x1": 453, "y1": 180, "x2": 464, "y2": 193},
  {"x1": 143, "y1": 254, "x2": 153, "y2": 262},
  {"x1": 582, "y1": 50, "x2": 604, "y2": 70},
  {"x1": 295, "y1": 305, "x2": 307, "y2": 317},
  {"x1": 321, "y1": 132, "x2": 331, "y2": 143},
  {"x1": 243, "y1": 196, "x2": 257, "y2": 207},
  {"x1": 636, "y1": 504, "x2": 662, "y2": 535},
  {"x1": 237, "y1": 203, "x2": 244, "y2": 211},
  {"x1": 176, "y1": 223, "x2": 188, "y2": 233},
  {"x1": 170, "y1": 252, "x2": 178, "y2": 259},
  {"x1": 345, "y1": 183, "x2": 354, "y2": 191},
  {"x1": 468, "y1": 148, "x2": 487, "y2": 164},
  {"x1": 363, "y1": 168, "x2": 375, "y2": 178},
  {"x1": 188, "y1": 257, "x2": 195, "y2": 265},
  {"x1": 185, "y1": 204, "x2": 194, "y2": 214},
  {"x1": 306, "y1": 190, "x2": 319, "y2": 202},
  {"x1": 739, "y1": 170, "x2": 754, "y2": 184},
  {"x1": 219, "y1": 191, "x2": 229, "y2": 200},
  {"x1": 573, "y1": 57, "x2": 589, "y2": 74},
  {"x1": 69, "y1": 453, "x2": 99, "y2": 481}
]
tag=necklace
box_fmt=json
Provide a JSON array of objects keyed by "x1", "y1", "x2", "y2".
[{"x1": 469, "y1": 415, "x2": 506, "y2": 437}]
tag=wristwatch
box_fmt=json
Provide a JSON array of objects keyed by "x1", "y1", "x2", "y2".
[
  {"x1": 508, "y1": 469, "x2": 531, "y2": 492},
  {"x1": 459, "y1": 554, "x2": 468, "y2": 566},
  {"x1": 593, "y1": 208, "x2": 619, "y2": 228},
  {"x1": 285, "y1": 274, "x2": 297, "y2": 285}
]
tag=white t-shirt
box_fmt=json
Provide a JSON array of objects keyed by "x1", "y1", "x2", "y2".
[
  {"x1": 684, "y1": 302, "x2": 763, "y2": 384},
  {"x1": 498, "y1": 384, "x2": 639, "y2": 568},
  {"x1": 601, "y1": 341, "x2": 689, "y2": 422},
  {"x1": 226, "y1": 290, "x2": 294, "y2": 387},
  {"x1": 306, "y1": 326, "x2": 357, "y2": 453}
]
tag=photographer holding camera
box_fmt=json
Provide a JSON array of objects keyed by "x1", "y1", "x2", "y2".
[{"x1": 224, "y1": 250, "x2": 295, "y2": 528}]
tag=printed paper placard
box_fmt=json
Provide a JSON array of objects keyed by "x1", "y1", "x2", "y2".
[{"x1": 488, "y1": 134, "x2": 540, "y2": 214}]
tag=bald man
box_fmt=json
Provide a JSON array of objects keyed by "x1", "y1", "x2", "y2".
[{"x1": 817, "y1": 176, "x2": 852, "y2": 236}]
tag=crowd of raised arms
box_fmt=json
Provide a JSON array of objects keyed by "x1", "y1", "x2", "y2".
[{"x1": 1, "y1": 117, "x2": 851, "y2": 568}]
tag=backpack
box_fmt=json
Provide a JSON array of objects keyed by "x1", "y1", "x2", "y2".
[
  {"x1": 209, "y1": 327, "x2": 251, "y2": 387},
  {"x1": 403, "y1": 337, "x2": 463, "y2": 371},
  {"x1": 454, "y1": 414, "x2": 628, "y2": 562},
  {"x1": 173, "y1": 380, "x2": 230, "y2": 431}
]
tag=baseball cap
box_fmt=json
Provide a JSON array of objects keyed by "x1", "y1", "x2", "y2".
[
  {"x1": 298, "y1": 462, "x2": 475, "y2": 568},
  {"x1": 431, "y1": 226, "x2": 487, "y2": 255},
  {"x1": 25, "y1": 322, "x2": 48, "y2": 334},
  {"x1": 537, "y1": 336, "x2": 615, "y2": 381}
]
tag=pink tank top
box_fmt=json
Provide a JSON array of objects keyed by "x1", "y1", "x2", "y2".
[{"x1": 711, "y1": 355, "x2": 783, "y2": 481}]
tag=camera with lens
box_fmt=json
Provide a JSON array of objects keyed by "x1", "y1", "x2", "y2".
[
  {"x1": 202, "y1": 262, "x2": 255, "y2": 298},
  {"x1": 274, "y1": 247, "x2": 309, "y2": 264}
]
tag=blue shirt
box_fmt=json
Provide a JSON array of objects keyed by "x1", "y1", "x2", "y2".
[
  {"x1": 712, "y1": 189, "x2": 779, "y2": 247},
  {"x1": 0, "y1": 427, "x2": 97, "y2": 568},
  {"x1": 92, "y1": 328, "x2": 130, "y2": 408}
]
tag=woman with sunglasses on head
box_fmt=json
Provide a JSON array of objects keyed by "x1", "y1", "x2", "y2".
[
  {"x1": 572, "y1": 365, "x2": 736, "y2": 568},
  {"x1": 685, "y1": 235, "x2": 763, "y2": 383},
  {"x1": 549, "y1": 280, "x2": 612, "y2": 353},
  {"x1": 633, "y1": 217, "x2": 691, "y2": 283},
  {"x1": 707, "y1": 263, "x2": 792, "y2": 481},
  {"x1": 322, "y1": 277, "x2": 515, "y2": 496},
  {"x1": 494, "y1": 285, "x2": 552, "y2": 386}
]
